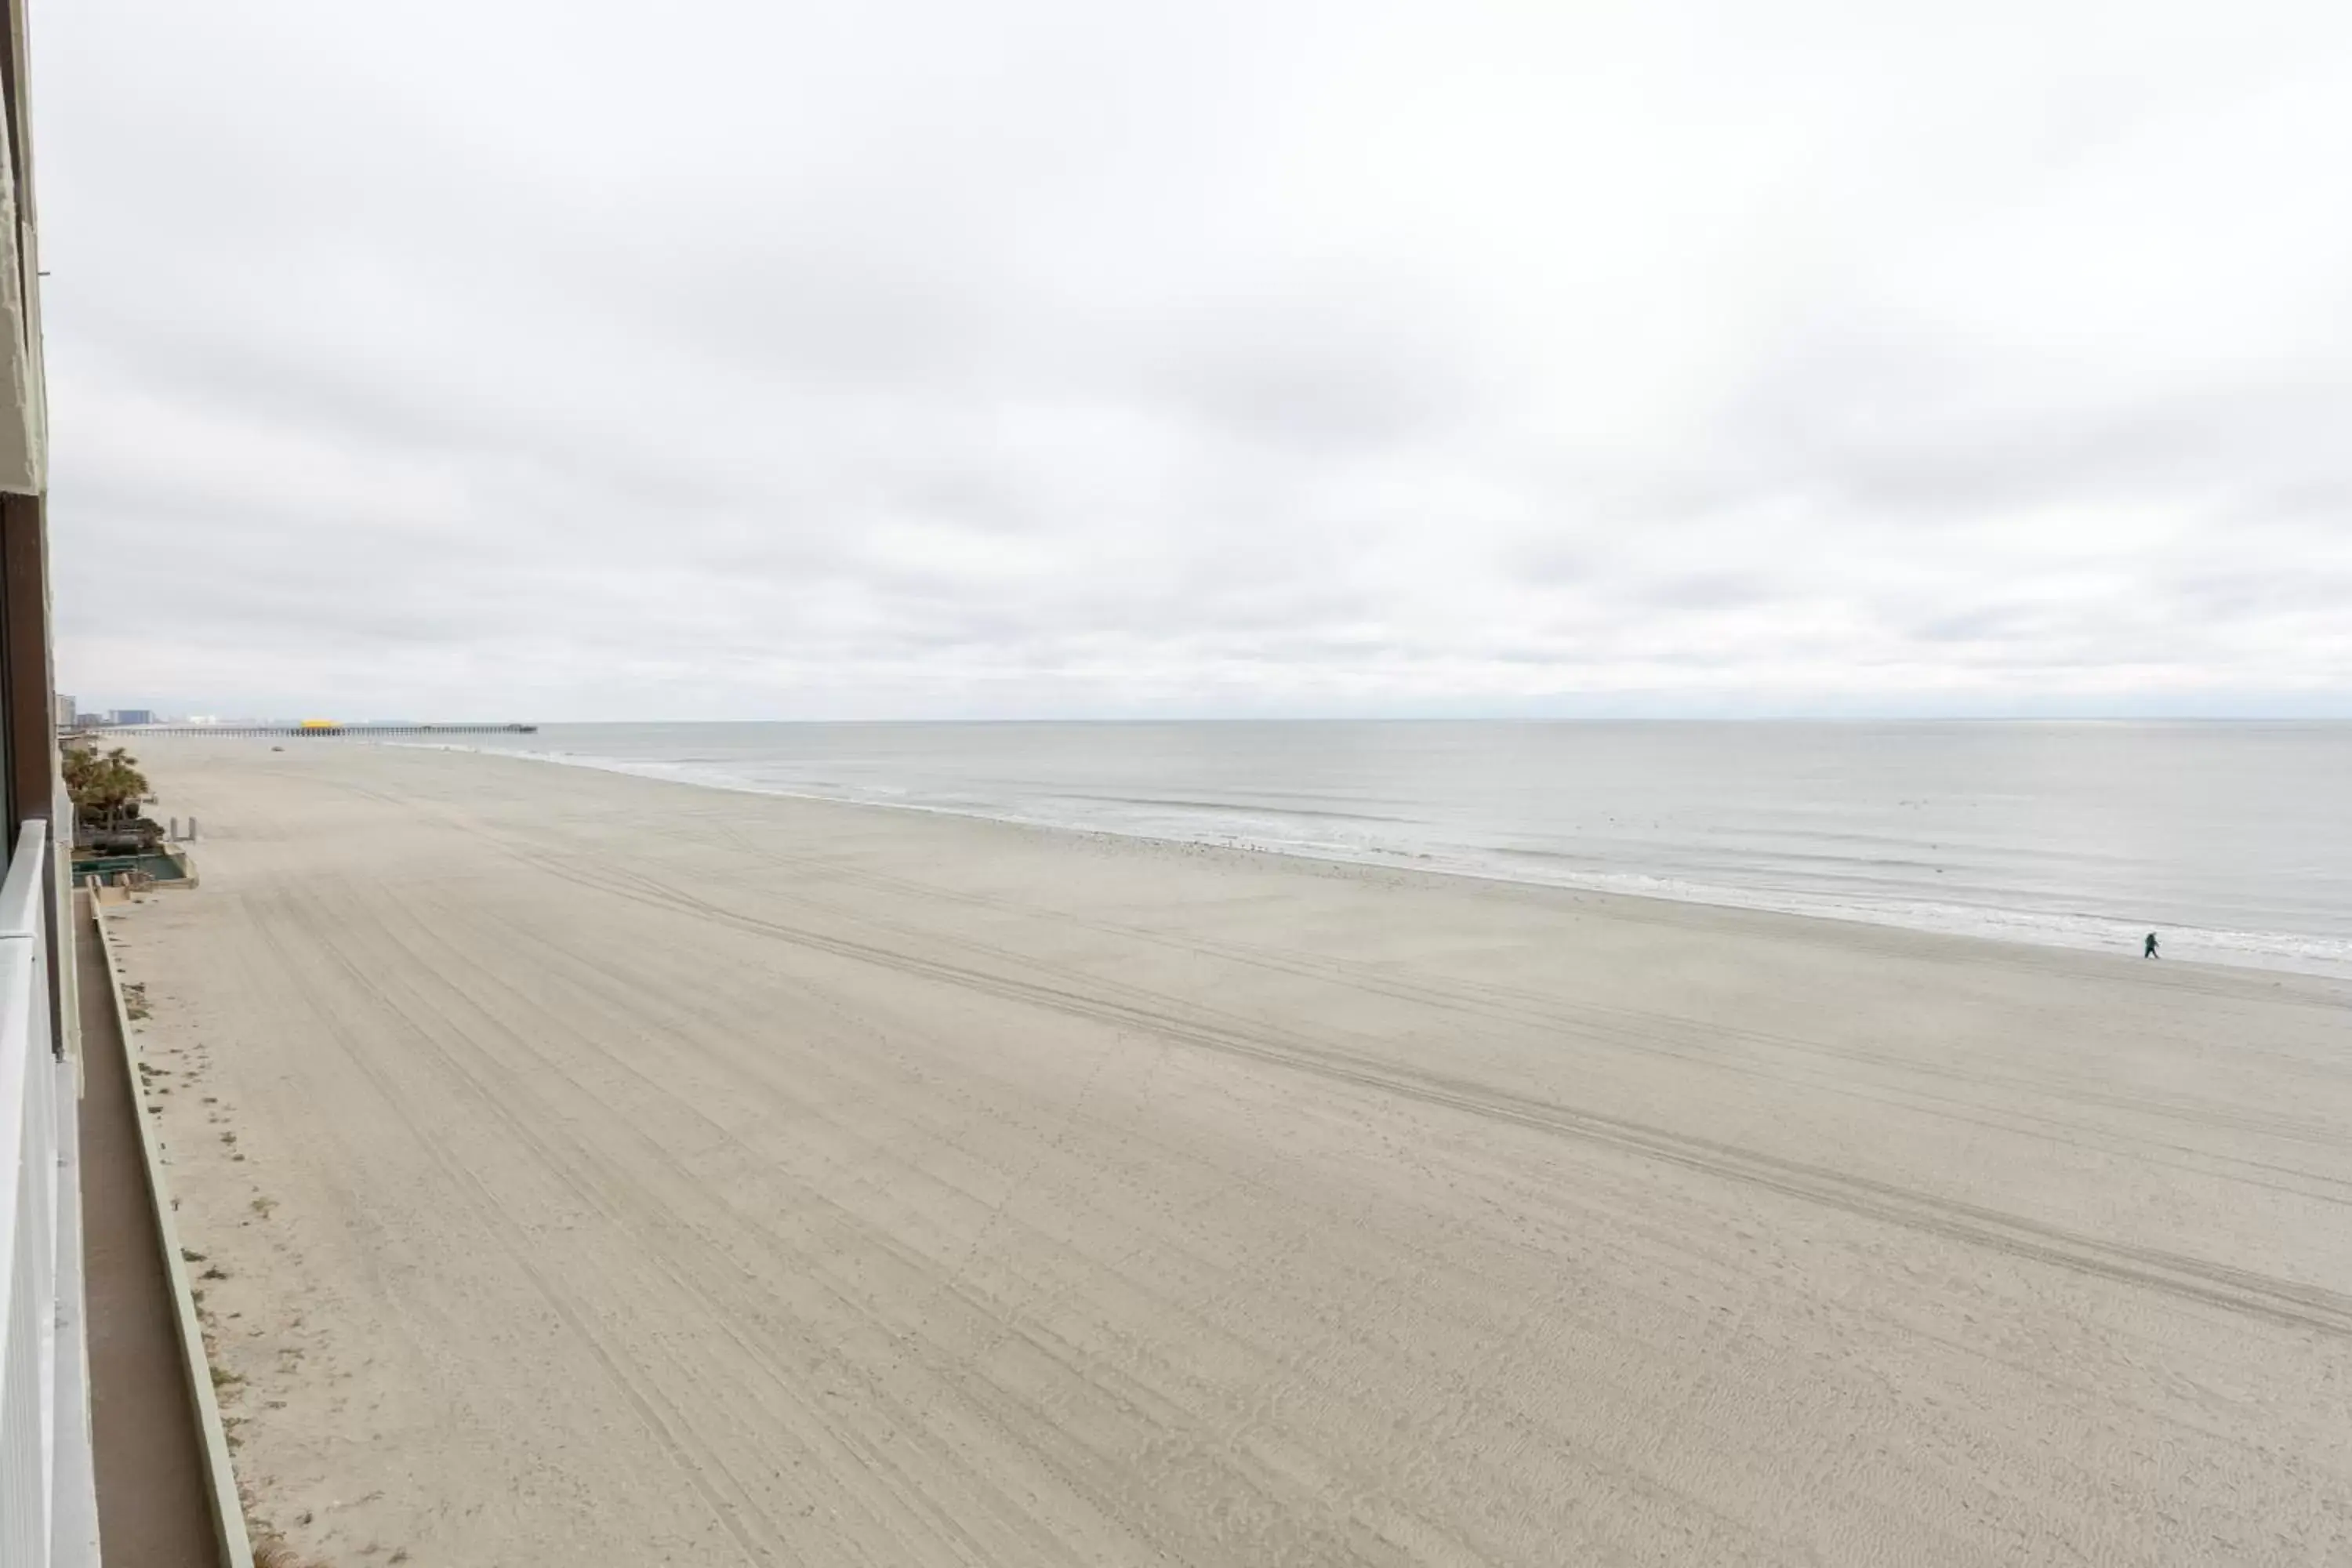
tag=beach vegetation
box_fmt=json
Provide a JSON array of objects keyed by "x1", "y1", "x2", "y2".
[{"x1": 64, "y1": 742, "x2": 152, "y2": 826}]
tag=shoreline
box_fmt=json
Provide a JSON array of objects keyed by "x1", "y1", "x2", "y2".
[{"x1": 397, "y1": 737, "x2": 2352, "y2": 982}]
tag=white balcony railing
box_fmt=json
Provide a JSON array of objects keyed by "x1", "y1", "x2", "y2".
[{"x1": 0, "y1": 820, "x2": 97, "y2": 1568}]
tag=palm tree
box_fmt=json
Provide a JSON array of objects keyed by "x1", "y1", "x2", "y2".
[{"x1": 64, "y1": 744, "x2": 151, "y2": 829}]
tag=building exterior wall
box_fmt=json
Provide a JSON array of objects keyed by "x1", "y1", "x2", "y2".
[{"x1": 0, "y1": 1, "x2": 93, "y2": 1560}]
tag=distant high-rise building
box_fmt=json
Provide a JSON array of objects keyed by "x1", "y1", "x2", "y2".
[
  {"x1": 109, "y1": 708, "x2": 155, "y2": 726},
  {"x1": 54, "y1": 692, "x2": 74, "y2": 728}
]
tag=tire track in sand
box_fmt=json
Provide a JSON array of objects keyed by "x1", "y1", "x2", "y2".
[{"x1": 528, "y1": 852, "x2": 2352, "y2": 1341}]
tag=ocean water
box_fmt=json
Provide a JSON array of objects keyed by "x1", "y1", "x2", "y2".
[{"x1": 452, "y1": 721, "x2": 2352, "y2": 978}]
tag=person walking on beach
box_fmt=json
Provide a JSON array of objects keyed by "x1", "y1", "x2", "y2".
[{"x1": 2143, "y1": 931, "x2": 2160, "y2": 959}]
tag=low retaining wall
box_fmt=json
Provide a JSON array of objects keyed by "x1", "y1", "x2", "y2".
[{"x1": 88, "y1": 896, "x2": 252, "y2": 1567}]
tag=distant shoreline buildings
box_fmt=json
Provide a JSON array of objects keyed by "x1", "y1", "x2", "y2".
[
  {"x1": 60, "y1": 705, "x2": 226, "y2": 730},
  {"x1": 62, "y1": 706, "x2": 157, "y2": 728},
  {"x1": 58, "y1": 705, "x2": 532, "y2": 735}
]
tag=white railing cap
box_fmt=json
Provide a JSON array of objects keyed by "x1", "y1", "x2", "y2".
[{"x1": 0, "y1": 818, "x2": 45, "y2": 939}]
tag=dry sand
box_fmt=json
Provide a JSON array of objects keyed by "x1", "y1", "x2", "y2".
[{"x1": 107, "y1": 739, "x2": 2352, "y2": 1566}]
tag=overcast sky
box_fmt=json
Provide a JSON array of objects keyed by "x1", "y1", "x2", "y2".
[{"x1": 38, "y1": 0, "x2": 2352, "y2": 720}]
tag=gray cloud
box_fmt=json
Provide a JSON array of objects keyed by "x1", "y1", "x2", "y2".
[{"x1": 38, "y1": 0, "x2": 2352, "y2": 720}]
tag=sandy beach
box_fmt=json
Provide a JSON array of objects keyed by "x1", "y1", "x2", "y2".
[{"x1": 107, "y1": 740, "x2": 2352, "y2": 1566}]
